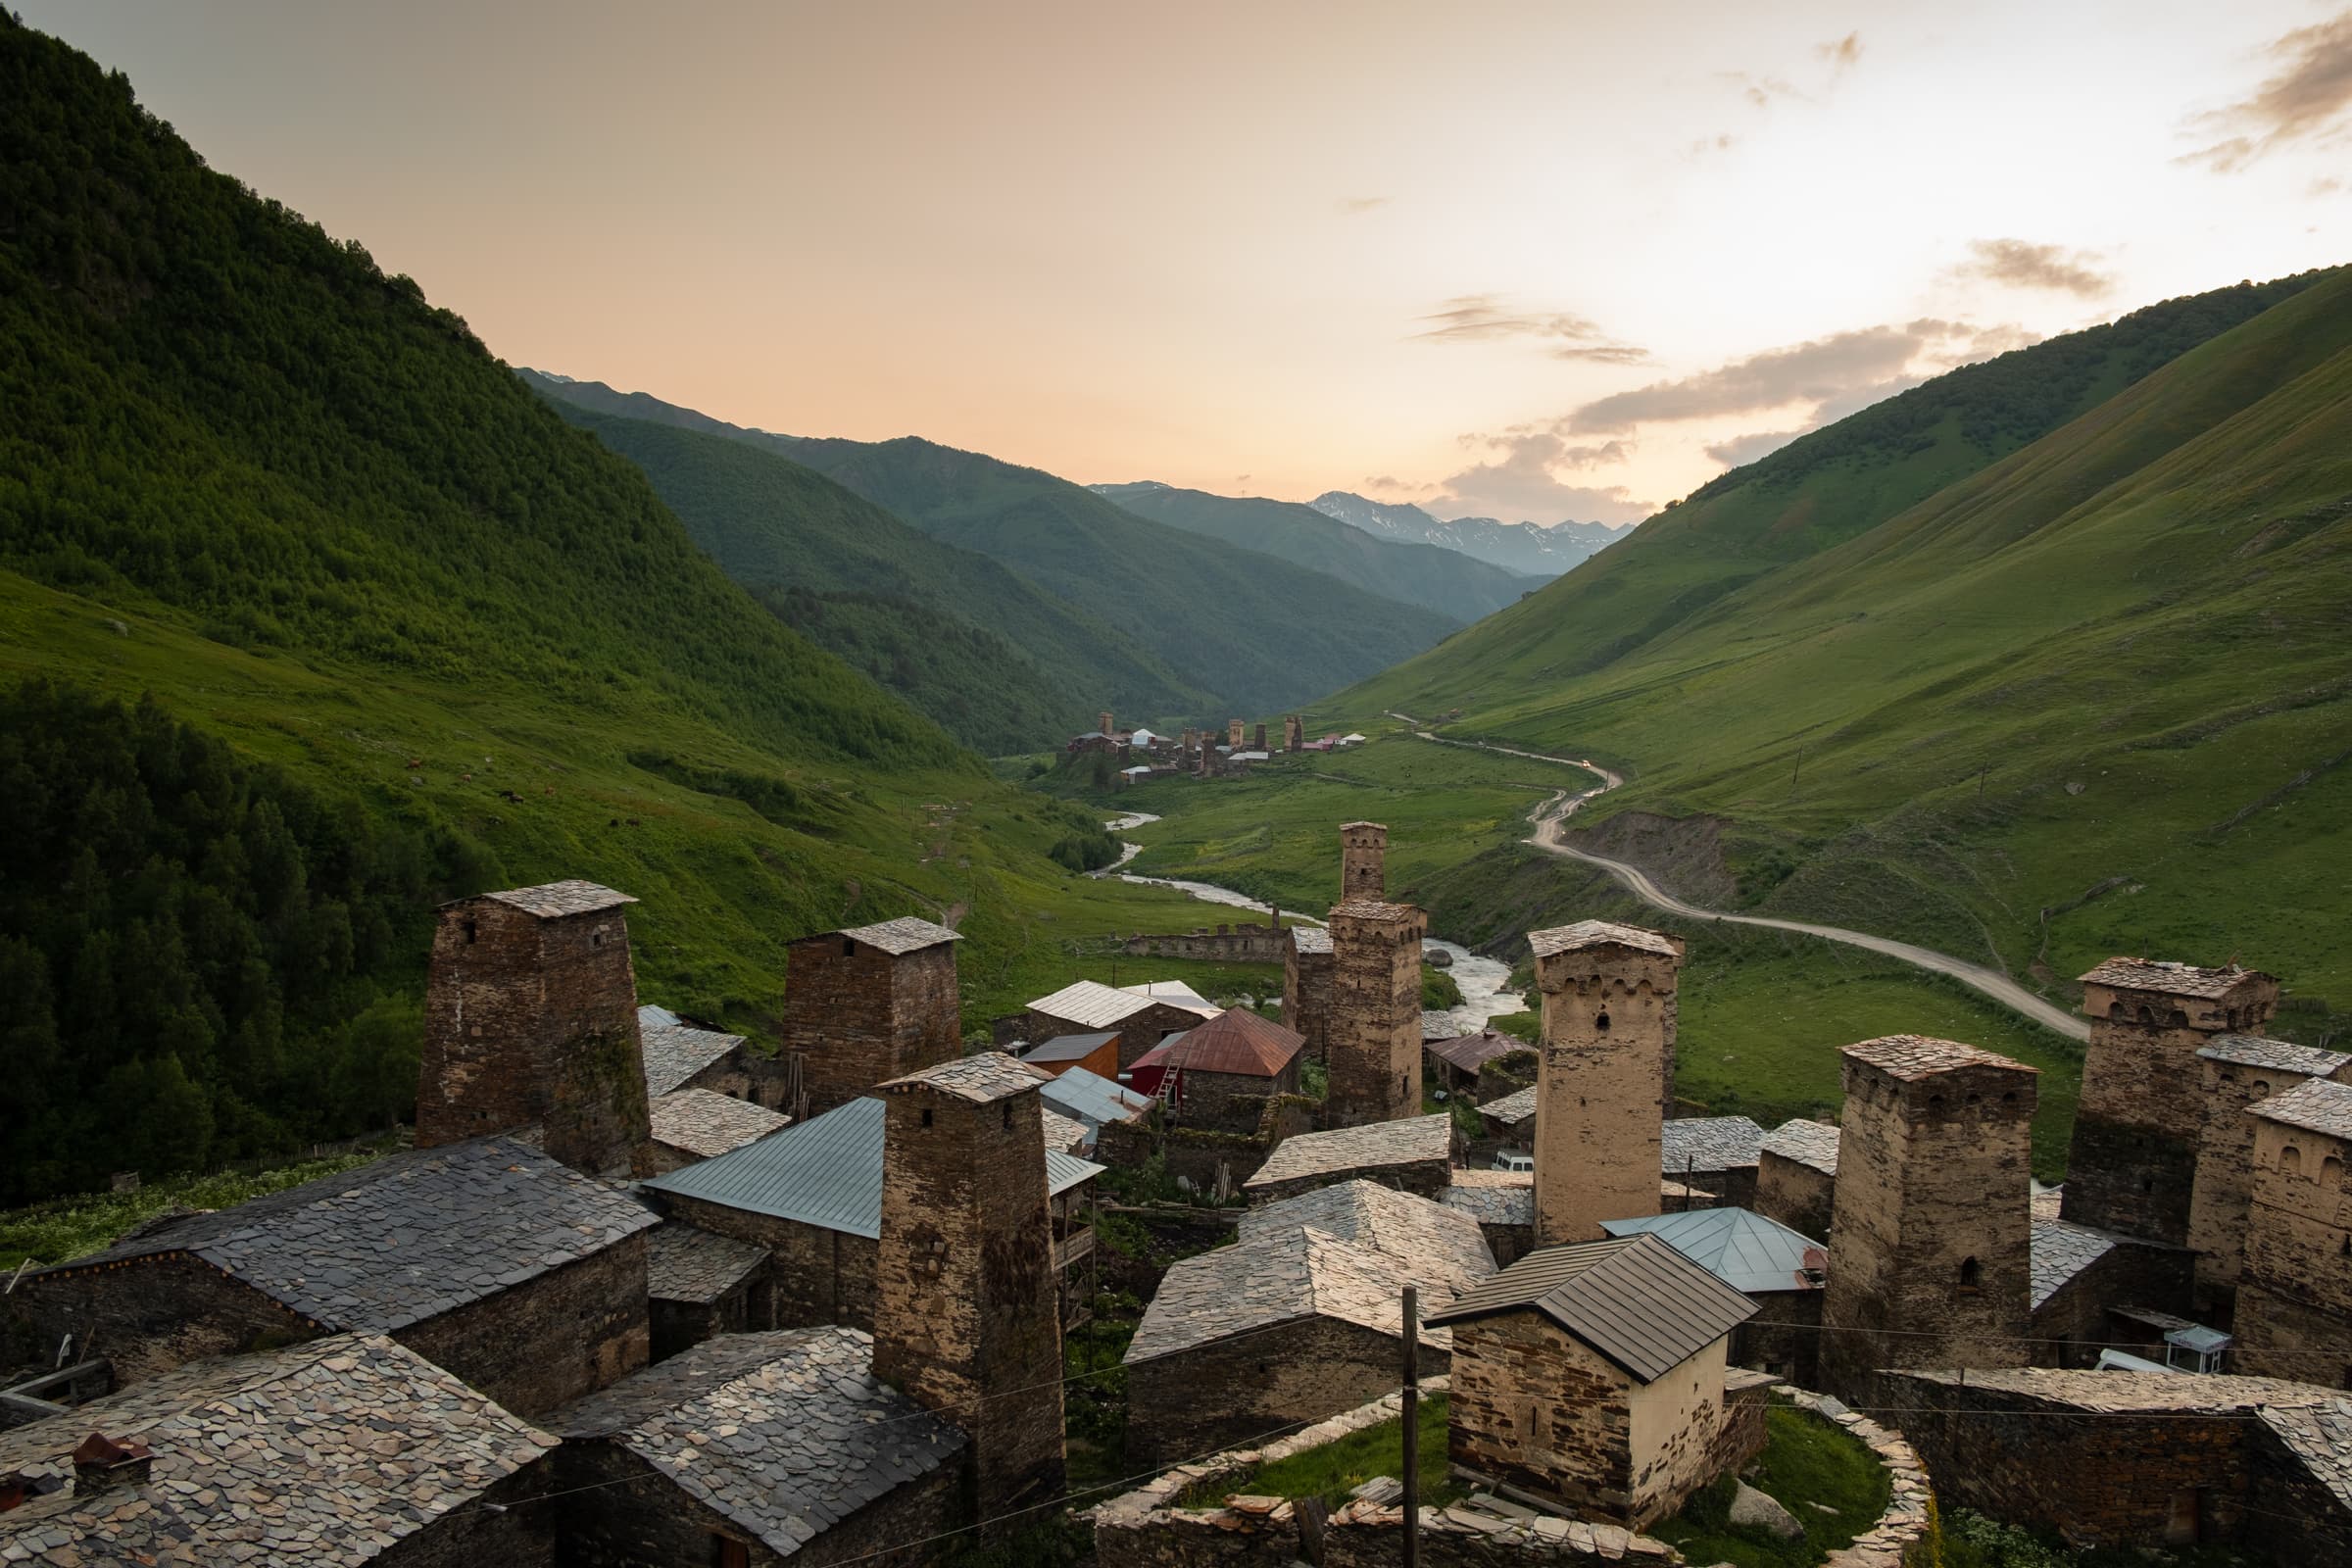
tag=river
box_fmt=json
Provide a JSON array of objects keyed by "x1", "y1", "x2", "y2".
[{"x1": 1097, "y1": 812, "x2": 1528, "y2": 1035}]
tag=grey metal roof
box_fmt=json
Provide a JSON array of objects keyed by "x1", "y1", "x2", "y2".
[
  {"x1": 1662, "y1": 1116, "x2": 1765, "y2": 1174},
  {"x1": 2199, "y1": 1035, "x2": 2351, "y2": 1077},
  {"x1": 1600, "y1": 1208, "x2": 1822, "y2": 1296},
  {"x1": 2251, "y1": 1078, "x2": 2352, "y2": 1141},
  {"x1": 1124, "y1": 980, "x2": 1219, "y2": 1014},
  {"x1": 1424, "y1": 1234, "x2": 1757, "y2": 1384},
  {"x1": 1760, "y1": 1118, "x2": 1840, "y2": 1176},
  {"x1": 554, "y1": 1327, "x2": 965, "y2": 1559},
  {"x1": 638, "y1": 1007, "x2": 745, "y2": 1097},
  {"x1": 2031, "y1": 1220, "x2": 2119, "y2": 1308},
  {"x1": 646, "y1": 1223, "x2": 769, "y2": 1305},
  {"x1": 1027, "y1": 980, "x2": 1161, "y2": 1029},
  {"x1": 2080, "y1": 956, "x2": 2270, "y2": 999},
  {"x1": 31, "y1": 1136, "x2": 658, "y2": 1332},
  {"x1": 475, "y1": 879, "x2": 636, "y2": 917},
  {"x1": 1527, "y1": 920, "x2": 1678, "y2": 959},
  {"x1": 643, "y1": 1097, "x2": 1102, "y2": 1239},
  {"x1": 1039, "y1": 1067, "x2": 1153, "y2": 1132},
  {"x1": 838, "y1": 916, "x2": 961, "y2": 955},
  {"x1": 1022, "y1": 1030, "x2": 1121, "y2": 1063}
]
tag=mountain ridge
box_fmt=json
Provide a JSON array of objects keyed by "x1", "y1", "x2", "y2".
[{"x1": 1310, "y1": 491, "x2": 1629, "y2": 577}]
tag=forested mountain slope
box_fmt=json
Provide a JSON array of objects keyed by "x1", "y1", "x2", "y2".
[
  {"x1": 1092, "y1": 481, "x2": 1542, "y2": 620},
  {"x1": 1348, "y1": 269, "x2": 2352, "y2": 1010},
  {"x1": 530, "y1": 394, "x2": 1210, "y2": 751}
]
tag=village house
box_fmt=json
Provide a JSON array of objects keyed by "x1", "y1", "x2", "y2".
[
  {"x1": 1023, "y1": 979, "x2": 1215, "y2": 1067},
  {"x1": 1602, "y1": 1207, "x2": 1826, "y2": 1387},
  {"x1": 550, "y1": 1327, "x2": 966, "y2": 1568},
  {"x1": 1123, "y1": 1181, "x2": 1494, "y2": 1465},
  {"x1": 1037, "y1": 1066, "x2": 1154, "y2": 1158},
  {"x1": 1661, "y1": 1115, "x2": 1765, "y2": 1209},
  {"x1": 639, "y1": 1004, "x2": 790, "y2": 1110},
  {"x1": 1427, "y1": 1233, "x2": 1759, "y2": 1529},
  {"x1": 781, "y1": 917, "x2": 963, "y2": 1118},
  {"x1": 644, "y1": 1222, "x2": 770, "y2": 1361},
  {"x1": 647, "y1": 1090, "x2": 791, "y2": 1173},
  {"x1": 1127, "y1": 1007, "x2": 1308, "y2": 1132},
  {"x1": 1424, "y1": 1028, "x2": 1525, "y2": 1096},
  {"x1": 1244, "y1": 1112, "x2": 1460, "y2": 1203},
  {"x1": 0, "y1": 1334, "x2": 559, "y2": 1566},
  {"x1": 2025, "y1": 1215, "x2": 2199, "y2": 1368},
  {"x1": 2234, "y1": 1077, "x2": 2352, "y2": 1382},
  {"x1": 1443, "y1": 1169, "x2": 1537, "y2": 1265},
  {"x1": 1755, "y1": 1117, "x2": 1840, "y2": 1240},
  {"x1": 7, "y1": 1134, "x2": 658, "y2": 1419},
  {"x1": 1017, "y1": 1028, "x2": 1122, "y2": 1080},
  {"x1": 2187, "y1": 1035, "x2": 2350, "y2": 1316}
]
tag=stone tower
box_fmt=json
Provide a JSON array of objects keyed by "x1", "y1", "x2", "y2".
[
  {"x1": 784, "y1": 917, "x2": 963, "y2": 1117},
  {"x1": 1527, "y1": 921, "x2": 1682, "y2": 1245},
  {"x1": 1098, "y1": 710, "x2": 1115, "y2": 738},
  {"x1": 418, "y1": 879, "x2": 652, "y2": 1179},
  {"x1": 2188, "y1": 1037, "x2": 2350, "y2": 1315},
  {"x1": 2234, "y1": 1079, "x2": 2352, "y2": 1381},
  {"x1": 873, "y1": 1054, "x2": 1066, "y2": 1522},
  {"x1": 2064, "y1": 956, "x2": 2279, "y2": 1245},
  {"x1": 1228, "y1": 718, "x2": 1246, "y2": 749},
  {"x1": 1251, "y1": 722, "x2": 1267, "y2": 753},
  {"x1": 1325, "y1": 900, "x2": 1426, "y2": 1126},
  {"x1": 1283, "y1": 714, "x2": 1304, "y2": 750},
  {"x1": 1283, "y1": 926, "x2": 1335, "y2": 1061},
  {"x1": 1819, "y1": 1036, "x2": 2036, "y2": 1402},
  {"x1": 1340, "y1": 821, "x2": 1388, "y2": 903}
]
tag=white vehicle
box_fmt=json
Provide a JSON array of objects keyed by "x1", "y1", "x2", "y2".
[{"x1": 1492, "y1": 1151, "x2": 1535, "y2": 1174}]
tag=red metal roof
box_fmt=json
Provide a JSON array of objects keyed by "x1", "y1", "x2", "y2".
[{"x1": 1131, "y1": 1008, "x2": 1306, "y2": 1078}]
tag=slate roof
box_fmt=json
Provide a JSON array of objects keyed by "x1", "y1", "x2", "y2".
[
  {"x1": 554, "y1": 1327, "x2": 964, "y2": 1560},
  {"x1": 1028, "y1": 980, "x2": 1161, "y2": 1029},
  {"x1": 2257, "y1": 1399, "x2": 2352, "y2": 1514},
  {"x1": 1600, "y1": 1208, "x2": 1823, "y2": 1296},
  {"x1": 643, "y1": 1097, "x2": 1102, "y2": 1240},
  {"x1": 1136, "y1": 1009, "x2": 1307, "y2": 1078},
  {"x1": 1844, "y1": 1035, "x2": 2034, "y2": 1081},
  {"x1": 1897, "y1": 1366, "x2": 2327, "y2": 1416},
  {"x1": 2031, "y1": 1220, "x2": 2120, "y2": 1308},
  {"x1": 1244, "y1": 1114, "x2": 1456, "y2": 1193},
  {"x1": 2199, "y1": 1035, "x2": 2352, "y2": 1077},
  {"x1": 1760, "y1": 1118, "x2": 1840, "y2": 1176},
  {"x1": 1661, "y1": 1116, "x2": 1765, "y2": 1174},
  {"x1": 1125, "y1": 1226, "x2": 1457, "y2": 1363},
  {"x1": 650, "y1": 1087, "x2": 791, "y2": 1160},
  {"x1": 880, "y1": 1052, "x2": 1049, "y2": 1103},
  {"x1": 30, "y1": 1136, "x2": 657, "y2": 1332},
  {"x1": 1481, "y1": 1085, "x2": 1538, "y2": 1127},
  {"x1": 646, "y1": 1223, "x2": 769, "y2": 1305},
  {"x1": 1426, "y1": 1030, "x2": 1526, "y2": 1073},
  {"x1": 1527, "y1": 920, "x2": 1678, "y2": 959},
  {"x1": 2250, "y1": 1078, "x2": 2352, "y2": 1141},
  {"x1": 1444, "y1": 1173, "x2": 1535, "y2": 1228},
  {"x1": 1291, "y1": 927, "x2": 1334, "y2": 956},
  {"x1": 1330, "y1": 900, "x2": 1421, "y2": 924},
  {"x1": 2080, "y1": 957, "x2": 2269, "y2": 998},
  {"x1": 838, "y1": 916, "x2": 961, "y2": 956},
  {"x1": 1022, "y1": 1030, "x2": 1121, "y2": 1064},
  {"x1": 1425, "y1": 1234, "x2": 1758, "y2": 1384},
  {"x1": 1042, "y1": 1108, "x2": 1091, "y2": 1154},
  {"x1": 0, "y1": 1334, "x2": 553, "y2": 1566},
  {"x1": 476, "y1": 879, "x2": 636, "y2": 918},
  {"x1": 638, "y1": 1006, "x2": 746, "y2": 1097},
  {"x1": 1239, "y1": 1181, "x2": 1495, "y2": 1293},
  {"x1": 1039, "y1": 1068, "x2": 1153, "y2": 1133}
]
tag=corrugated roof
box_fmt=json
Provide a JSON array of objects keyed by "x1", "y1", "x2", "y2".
[
  {"x1": 1760, "y1": 1118, "x2": 1840, "y2": 1176},
  {"x1": 1426, "y1": 1030, "x2": 1527, "y2": 1072},
  {"x1": 2250, "y1": 1077, "x2": 2352, "y2": 1141},
  {"x1": 1662, "y1": 1116, "x2": 1764, "y2": 1174},
  {"x1": 2198, "y1": 1035, "x2": 2351, "y2": 1076},
  {"x1": 1600, "y1": 1208, "x2": 1821, "y2": 1296},
  {"x1": 1134, "y1": 1009, "x2": 1307, "y2": 1078},
  {"x1": 837, "y1": 916, "x2": 961, "y2": 955},
  {"x1": 1040, "y1": 1067, "x2": 1153, "y2": 1132},
  {"x1": 1527, "y1": 920, "x2": 1677, "y2": 959},
  {"x1": 1027, "y1": 979, "x2": 1160, "y2": 1029},
  {"x1": 473, "y1": 879, "x2": 636, "y2": 918},
  {"x1": 1123, "y1": 979, "x2": 1220, "y2": 1015},
  {"x1": 1424, "y1": 1234, "x2": 1756, "y2": 1384},
  {"x1": 1022, "y1": 1030, "x2": 1120, "y2": 1064},
  {"x1": 643, "y1": 1097, "x2": 1102, "y2": 1239},
  {"x1": 2080, "y1": 957, "x2": 2270, "y2": 999}
]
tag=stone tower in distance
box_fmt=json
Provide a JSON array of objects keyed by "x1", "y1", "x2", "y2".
[
  {"x1": 1527, "y1": 920, "x2": 1682, "y2": 1244},
  {"x1": 2064, "y1": 956, "x2": 2278, "y2": 1245},
  {"x1": 418, "y1": 879, "x2": 652, "y2": 1179},
  {"x1": 1326, "y1": 899, "x2": 1426, "y2": 1127},
  {"x1": 1340, "y1": 821, "x2": 1388, "y2": 904},
  {"x1": 1819, "y1": 1035, "x2": 2036, "y2": 1403},
  {"x1": 873, "y1": 1054, "x2": 1066, "y2": 1524}
]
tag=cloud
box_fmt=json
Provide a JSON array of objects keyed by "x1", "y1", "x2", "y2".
[
  {"x1": 1816, "y1": 31, "x2": 1864, "y2": 71},
  {"x1": 1412, "y1": 296, "x2": 1651, "y2": 364},
  {"x1": 2181, "y1": 10, "x2": 2352, "y2": 172},
  {"x1": 1705, "y1": 429, "x2": 1806, "y2": 468},
  {"x1": 1564, "y1": 322, "x2": 1955, "y2": 433},
  {"x1": 1420, "y1": 429, "x2": 1653, "y2": 526},
  {"x1": 1338, "y1": 196, "x2": 1388, "y2": 215},
  {"x1": 1949, "y1": 238, "x2": 2116, "y2": 298}
]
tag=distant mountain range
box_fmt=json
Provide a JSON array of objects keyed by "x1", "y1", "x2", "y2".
[{"x1": 1310, "y1": 492, "x2": 1632, "y2": 578}]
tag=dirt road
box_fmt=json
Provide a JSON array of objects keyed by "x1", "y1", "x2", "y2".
[{"x1": 1388, "y1": 714, "x2": 2088, "y2": 1042}]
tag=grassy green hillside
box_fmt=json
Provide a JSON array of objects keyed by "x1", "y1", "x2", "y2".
[
  {"x1": 530, "y1": 394, "x2": 1210, "y2": 751},
  {"x1": 1346, "y1": 268, "x2": 2352, "y2": 1021},
  {"x1": 0, "y1": 17, "x2": 1259, "y2": 1198},
  {"x1": 1093, "y1": 481, "x2": 1542, "y2": 622}
]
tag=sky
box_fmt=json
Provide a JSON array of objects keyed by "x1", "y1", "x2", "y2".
[{"x1": 24, "y1": 1, "x2": 2352, "y2": 525}]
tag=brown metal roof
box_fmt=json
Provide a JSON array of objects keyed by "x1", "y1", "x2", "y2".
[
  {"x1": 1424, "y1": 1030, "x2": 1527, "y2": 1072},
  {"x1": 1424, "y1": 1233, "x2": 1755, "y2": 1384},
  {"x1": 1134, "y1": 1008, "x2": 1307, "y2": 1078}
]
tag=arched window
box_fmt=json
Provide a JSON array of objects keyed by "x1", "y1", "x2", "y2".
[
  {"x1": 1958, "y1": 1257, "x2": 1981, "y2": 1290},
  {"x1": 2325, "y1": 1156, "x2": 2343, "y2": 1189},
  {"x1": 1594, "y1": 1011, "x2": 1611, "y2": 1033},
  {"x1": 2282, "y1": 1145, "x2": 2304, "y2": 1177}
]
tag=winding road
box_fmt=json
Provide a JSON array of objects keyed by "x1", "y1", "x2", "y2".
[{"x1": 1387, "y1": 713, "x2": 2089, "y2": 1042}]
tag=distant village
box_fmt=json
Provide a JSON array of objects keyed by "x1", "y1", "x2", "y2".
[
  {"x1": 4, "y1": 821, "x2": 2351, "y2": 1566},
  {"x1": 1067, "y1": 710, "x2": 1373, "y2": 784}
]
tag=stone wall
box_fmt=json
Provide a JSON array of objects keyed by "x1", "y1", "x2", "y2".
[
  {"x1": 1740, "y1": 1291, "x2": 1823, "y2": 1389},
  {"x1": 1164, "y1": 1128, "x2": 1276, "y2": 1196},
  {"x1": 654, "y1": 1192, "x2": 877, "y2": 1331},
  {"x1": 2245, "y1": 1414, "x2": 2352, "y2": 1564},
  {"x1": 1531, "y1": 933, "x2": 1680, "y2": 1246},
  {"x1": 1126, "y1": 1314, "x2": 1439, "y2": 1469},
  {"x1": 2234, "y1": 1115, "x2": 2352, "y2": 1382},
  {"x1": 1179, "y1": 1065, "x2": 1302, "y2": 1136},
  {"x1": 1285, "y1": 942, "x2": 1335, "y2": 1063},
  {"x1": 1446, "y1": 1311, "x2": 1638, "y2": 1523},
  {"x1": 2027, "y1": 1238, "x2": 2196, "y2": 1368},
  {"x1": 1327, "y1": 903, "x2": 1425, "y2": 1128},
  {"x1": 1756, "y1": 1150, "x2": 1835, "y2": 1242},
  {"x1": 786, "y1": 936, "x2": 960, "y2": 1117},
  {"x1": 375, "y1": 1465, "x2": 558, "y2": 1568},
  {"x1": 1124, "y1": 924, "x2": 1290, "y2": 963},
  {"x1": 650, "y1": 1272, "x2": 760, "y2": 1362},
  {"x1": 1474, "y1": 1052, "x2": 1539, "y2": 1105},
  {"x1": 6, "y1": 1253, "x2": 322, "y2": 1391},
  {"x1": 396, "y1": 1232, "x2": 649, "y2": 1419}
]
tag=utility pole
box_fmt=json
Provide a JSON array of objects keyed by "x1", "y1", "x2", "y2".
[{"x1": 1401, "y1": 1284, "x2": 1420, "y2": 1568}]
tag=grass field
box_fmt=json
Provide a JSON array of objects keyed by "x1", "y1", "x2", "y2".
[
  {"x1": 1655, "y1": 1402, "x2": 1891, "y2": 1568},
  {"x1": 1178, "y1": 1393, "x2": 1461, "y2": 1510}
]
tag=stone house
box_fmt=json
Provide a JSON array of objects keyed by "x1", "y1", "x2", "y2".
[
  {"x1": 1018, "y1": 1028, "x2": 1122, "y2": 1081},
  {"x1": 551, "y1": 1327, "x2": 965, "y2": 1568},
  {"x1": 1038, "y1": 1067, "x2": 1154, "y2": 1157},
  {"x1": 1480, "y1": 1083, "x2": 1538, "y2": 1149},
  {"x1": 1244, "y1": 1112, "x2": 1460, "y2": 1204},
  {"x1": 1444, "y1": 1169, "x2": 1536, "y2": 1265},
  {"x1": 1283, "y1": 926, "x2": 1334, "y2": 1061},
  {"x1": 781, "y1": 917, "x2": 964, "y2": 1118},
  {"x1": 2235, "y1": 1078, "x2": 2352, "y2": 1383},
  {"x1": 1755, "y1": 1117, "x2": 1839, "y2": 1240},
  {"x1": 1424, "y1": 1029, "x2": 1525, "y2": 1096},
  {"x1": 646, "y1": 1088, "x2": 790, "y2": 1173},
  {"x1": 1127, "y1": 1008, "x2": 1307, "y2": 1133},
  {"x1": 644, "y1": 1222, "x2": 769, "y2": 1362},
  {"x1": 639, "y1": 1005, "x2": 789, "y2": 1111},
  {"x1": 1124, "y1": 1181, "x2": 1494, "y2": 1466},
  {"x1": 1660, "y1": 1116, "x2": 1764, "y2": 1210},
  {"x1": 1024, "y1": 979, "x2": 1215, "y2": 1068},
  {"x1": 2026, "y1": 1218, "x2": 2198, "y2": 1368},
  {"x1": 8, "y1": 1134, "x2": 657, "y2": 1418},
  {"x1": 1602, "y1": 1207, "x2": 1826, "y2": 1387},
  {"x1": 0, "y1": 1333, "x2": 558, "y2": 1566},
  {"x1": 640, "y1": 1090, "x2": 1103, "y2": 1335},
  {"x1": 2187, "y1": 1035, "x2": 2350, "y2": 1315},
  {"x1": 1426, "y1": 1233, "x2": 1758, "y2": 1530}
]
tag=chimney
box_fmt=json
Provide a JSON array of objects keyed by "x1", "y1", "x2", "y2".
[
  {"x1": 71, "y1": 1434, "x2": 154, "y2": 1497},
  {"x1": 1099, "y1": 710, "x2": 1115, "y2": 738}
]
